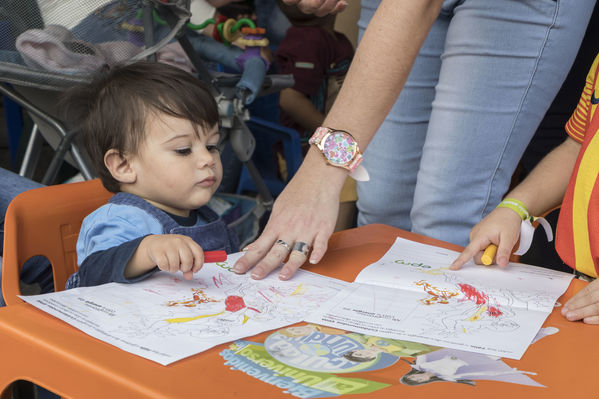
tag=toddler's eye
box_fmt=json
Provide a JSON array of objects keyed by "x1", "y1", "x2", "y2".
[
  {"x1": 206, "y1": 144, "x2": 221, "y2": 153},
  {"x1": 175, "y1": 148, "x2": 192, "y2": 155}
]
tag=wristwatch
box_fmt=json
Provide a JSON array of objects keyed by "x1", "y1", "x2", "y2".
[{"x1": 309, "y1": 127, "x2": 369, "y2": 181}]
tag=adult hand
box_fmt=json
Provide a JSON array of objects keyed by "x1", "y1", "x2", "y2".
[
  {"x1": 281, "y1": 0, "x2": 348, "y2": 17},
  {"x1": 233, "y1": 153, "x2": 346, "y2": 280},
  {"x1": 561, "y1": 278, "x2": 599, "y2": 324},
  {"x1": 450, "y1": 207, "x2": 522, "y2": 270}
]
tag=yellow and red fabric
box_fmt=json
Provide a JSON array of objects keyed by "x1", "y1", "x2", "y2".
[{"x1": 556, "y1": 54, "x2": 599, "y2": 278}]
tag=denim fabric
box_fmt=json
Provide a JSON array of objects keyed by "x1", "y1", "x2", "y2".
[
  {"x1": 108, "y1": 192, "x2": 239, "y2": 253},
  {"x1": 0, "y1": 168, "x2": 51, "y2": 307},
  {"x1": 356, "y1": 0, "x2": 595, "y2": 246},
  {"x1": 67, "y1": 191, "x2": 239, "y2": 288}
]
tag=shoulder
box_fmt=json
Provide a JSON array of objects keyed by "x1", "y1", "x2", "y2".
[
  {"x1": 82, "y1": 203, "x2": 162, "y2": 230},
  {"x1": 586, "y1": 54, "x2": 599, "y2": 85},
  {"x1": 77, "y1": 203, "x2": 163, "y2": 259}
]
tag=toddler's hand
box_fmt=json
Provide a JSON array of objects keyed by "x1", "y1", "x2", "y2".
[
  {"x1": 144, "y1": 235, "x2": 205, "y2": 280},
  {"x1": 450, "y1": 207, "x2": 522, "y2": 270},
  {"x1": 562, "y1": 278, "x2": 599, "y2": 324}
]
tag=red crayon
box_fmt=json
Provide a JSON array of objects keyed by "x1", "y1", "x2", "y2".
[{"x1": 204, "y1": 250, "x2": 227, "y2": 263}]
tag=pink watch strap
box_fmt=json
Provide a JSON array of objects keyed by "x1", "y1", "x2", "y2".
[
  {"x1": 347, "y1": 152, "x2": 363, "y2": 172},
  {"x1": 309, "y1": 126, "x2": 330, "y2": 144}
]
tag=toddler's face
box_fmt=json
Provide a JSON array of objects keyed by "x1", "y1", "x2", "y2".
[{"x1": 126, "y1": 112, "x2": 222, "y2": 216}]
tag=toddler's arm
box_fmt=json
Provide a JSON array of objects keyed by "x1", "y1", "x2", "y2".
[
  {"x1": 126, "y1": 234, "x2": 205, "y2": 280},
  {"x1": 451, "y1": 137, "x2": 581, "y2": 270}
]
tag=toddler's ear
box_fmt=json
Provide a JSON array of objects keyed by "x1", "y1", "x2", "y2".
[{"x1": 104, "y1": 149, "x2": 136, "y2": 184}]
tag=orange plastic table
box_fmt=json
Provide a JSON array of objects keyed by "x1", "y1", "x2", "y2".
[{"x1": 0, "y1": 224, "x2": 596, "y2": 398}]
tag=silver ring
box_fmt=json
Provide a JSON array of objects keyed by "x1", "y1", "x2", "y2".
[
  {"x1": 275, "y1": 239, "x2": 291, "y2": 252},
  {"x1": 291, "y1": 241, "x2": 311, "y2": 257}
]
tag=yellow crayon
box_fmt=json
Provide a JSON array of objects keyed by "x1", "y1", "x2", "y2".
[{"x1": 481, "y1": 244, "x2": 498, "y2": 266}]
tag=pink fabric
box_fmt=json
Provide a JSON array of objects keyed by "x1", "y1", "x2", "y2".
[
  {"x1": 16, "y1": 25, "x2": 141, "y2": 73},
  {"x1": 156, "y1": 42, "x2": 195, "y2": 74},
  {"x1": 16, "y1": 25, "x2": 194, "y2": 74}
]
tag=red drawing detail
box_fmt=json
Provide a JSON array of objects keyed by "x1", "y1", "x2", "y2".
[
  {"x1": 487, "y1": 306, "x2": 503, "y2": 317},
  {"x1": 458, "y1": 283, "x2": 502, "y2": 317},
  {"x1": 225, "y1": 295, "x2": 246, "y2": 312},
  {"x1": 167, "y1": 288, "x2": 219, "y2": 307},
  {"x1": 258, "y1": 291, "x2": 272, "y2": 303},
  {"x1": 458, "y1": 283, "x2": 489, "y2": 305}
]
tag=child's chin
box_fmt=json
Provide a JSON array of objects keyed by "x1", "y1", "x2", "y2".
[{"x1": 188, "y1": 194, "x2": 213, "y2": 208}]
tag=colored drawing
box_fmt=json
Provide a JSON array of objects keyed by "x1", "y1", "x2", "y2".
[
  {"x1": 19, "y1": 252, "x2": 348, "y2": 365},
  {"x1": 412, "y1": 278, "x2": 514, "y2": 337},
  {"x1": 166, "y1": 288, "x2": 219, "y2": 307},
  {"x1": 307, "y1": 238, "x2": 572, "y2": 359},
  {"x1": 414, "y1": 280, "x2": 459, "y2": 305}
]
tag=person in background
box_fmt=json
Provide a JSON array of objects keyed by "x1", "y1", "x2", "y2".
[
  {"x1": 0, "y1": 168, "x2": 52, "y2": 306},
  {"x1": 275, "y1": 0, "x2": 356, "y2": 231}
]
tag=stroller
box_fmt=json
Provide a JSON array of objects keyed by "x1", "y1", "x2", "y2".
[{"x1": 0, "y1": 0, "x2": 295, "y2": 247}]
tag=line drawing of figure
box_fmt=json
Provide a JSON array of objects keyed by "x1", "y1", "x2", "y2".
[{"x1": 400, "y1": 348, "x2": 543, "y2": 387}]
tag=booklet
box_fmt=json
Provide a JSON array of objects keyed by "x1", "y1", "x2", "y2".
[
  {"x1": 20, "y1": 252, "x2": 348, "y2": 365},
  {"x1": 305, "y1": 237, "x2": 574, "y2": 359}
]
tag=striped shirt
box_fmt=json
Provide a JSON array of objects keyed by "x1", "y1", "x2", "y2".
[{"x1": 556, "y1": 54, "x2": 599, "y2": 278}]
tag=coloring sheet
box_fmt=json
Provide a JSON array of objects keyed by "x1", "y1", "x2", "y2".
[
  {"x1": 305, "y1": 237, "x2": 573, "y2": 359},
  {"x1": 20, "y1": 252, "x2": 348, "y2": 365}
]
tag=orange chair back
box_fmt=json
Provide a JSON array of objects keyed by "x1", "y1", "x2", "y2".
[{"x1": 1, "y1": 179, "x2": 112, "y2": 306}]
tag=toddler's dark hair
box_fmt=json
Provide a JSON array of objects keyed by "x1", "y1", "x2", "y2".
[{"x1": 60, "y1": 61, "x2": 219, "y2": 192}]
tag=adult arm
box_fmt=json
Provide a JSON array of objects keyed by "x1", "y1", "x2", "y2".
[{"x1": 234, "y1": 0, "x2": 444, "y2": 279}]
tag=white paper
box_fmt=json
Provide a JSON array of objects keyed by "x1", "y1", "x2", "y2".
[
  {"x1": 21, "y1": 252, "x2": 348, "y2": 365},
  {"x1": 306, "y1": 237, "x2": 573, "y2": 360}
]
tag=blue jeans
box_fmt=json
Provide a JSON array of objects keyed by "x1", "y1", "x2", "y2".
[
  {"x1": 356, "y1": 0, "x2": 594, "y2": 246},
  {"x1": 0, "y1": 168, "x2": 52, "y2": 306}
]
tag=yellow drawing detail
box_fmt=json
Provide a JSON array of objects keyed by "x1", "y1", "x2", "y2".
[
  {"x1": 291, "y1": 284, "x2": 306, "y2": 296},
  {"x1": 164, "y1": 311, "x2": 225, "y2": 324},
  {"x1": 467, "y1": 305, "x2": 487, "y2": 322},
  {"x1": 420, "y1": 267, "x2": 449, "y2": 276}
]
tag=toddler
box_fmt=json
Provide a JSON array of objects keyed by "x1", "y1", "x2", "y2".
[{"x1": 62, "y1": 62, "x2": 238, "y2": 288}]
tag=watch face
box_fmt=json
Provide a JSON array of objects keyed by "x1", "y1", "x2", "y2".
[{"x1": 323, "y1": 131, "x2": 358, "y2": 166}]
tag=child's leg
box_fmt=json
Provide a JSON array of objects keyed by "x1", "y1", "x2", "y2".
[{"x1": 0, "y1": 168, "x2": 51, "y2": 306}]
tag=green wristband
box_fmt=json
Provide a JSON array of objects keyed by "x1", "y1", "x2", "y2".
[{"x1": 497, "y1": 198, "x2": 530, "y2": 221}]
